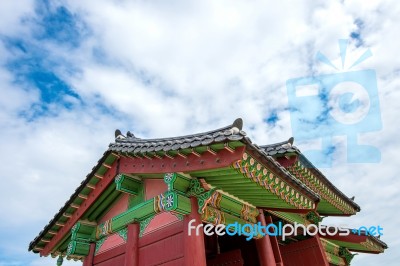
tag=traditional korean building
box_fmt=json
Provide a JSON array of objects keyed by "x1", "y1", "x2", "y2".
[{"x1": 28, "y1": 118, "x2": 387, "y2": 265}]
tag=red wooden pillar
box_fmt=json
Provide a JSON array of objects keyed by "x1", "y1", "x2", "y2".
[
  {"x1": 124, "y1": 223, "x2": 139, "y2": 266},
  {"x1": 83, "y1": 243, "x2": 95, "y2": 266},
  {"x1": 255, "y1": 209, "x2": 276, "y2": 266},
  {"x1": 183, "y1": 197, "x2": 207, "y2": 266},
  {"x1": 266, "y1": 215, "x2": 283, "y2": 265}
]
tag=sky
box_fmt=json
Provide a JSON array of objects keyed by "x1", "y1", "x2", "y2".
[{"x1": 0, "y1": 0, "x2": 399, "y2": 265}]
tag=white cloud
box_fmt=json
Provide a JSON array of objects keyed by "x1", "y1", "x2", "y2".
[{"x1": 0, "y1": 0, "x2": 35, "y2": 36}]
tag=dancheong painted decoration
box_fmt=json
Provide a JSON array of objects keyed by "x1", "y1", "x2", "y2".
[{"x1": 28, "y1": 118, "x2": 387, "y2": 266}]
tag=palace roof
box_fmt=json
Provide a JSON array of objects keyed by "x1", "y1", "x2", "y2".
[{"x1": 28, "y1": 118, "x2": 372, "y2": 256}]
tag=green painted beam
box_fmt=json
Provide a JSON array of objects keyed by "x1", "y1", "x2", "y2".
[
  {"x1": 205, "y1": 191, "x2": 259, "y2": 223},
  {"x1": 164, "y1": 172, "x2": 191, "y2": 193},
  {"x1": 322, "y1": 239, "x2": 340, "y2": 255},
  {"x1": 71, "y1": 222, "x2": 96, "y2": 243},
  {"x1": 115, "y1": 174, "x2": 142, "y2": 195},
  {"x1": 201, "y1": 206, "x2": 262, "y2": 238},
  {"x1": 67, "y1": 241, "x2": 90, "y2": 257},
  {"x1": 95, "y1": 191, "x2": 192, "y2": 240},
  {"x1": 326, "y1": 252, "x2": 346, "y2": 266}
]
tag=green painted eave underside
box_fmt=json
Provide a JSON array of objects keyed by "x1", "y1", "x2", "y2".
[
  {"x1": 328, "y1": 239, "x2": 379, "y2": 253},
  {"x1": 317, "y1": 200, "x2": 345, "y2": 215},
  {"x1": 288, "y1": 161, "x2": 356, "y2": 215},
  {"x1": 81, "y1": 183, "x2": 121, "y2": 222},
  {"x1": 51, "y1": 232, "x2": 72, "y2": 255},
  {"x1": 191, "y1": 167, "x2": 304, "y2": 209},
  {"x1": 268, "y1": 211, "x2": 309, "y2": 225}
]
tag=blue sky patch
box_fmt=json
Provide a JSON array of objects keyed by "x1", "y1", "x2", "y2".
[
  {"x1": 3, "y1": 36, "x2": 81, "y2": 109},
  {"x1": 33, "y1": 0, "x2": 89, "y2": 48},
  {"x1": 350, "y1": 18, "x2": 364, "y2": 47},
  {"x1": 0, "y1": 1, "x2": 92, "y2": 120},
  {"x1": 264, "y1": 110, "x2": 279, "y2": 125}
]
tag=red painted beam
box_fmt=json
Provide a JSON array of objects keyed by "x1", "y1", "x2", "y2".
[
  {"x1": 124, "y1": 223, "x2": 139, "y2": 266},
  {"x1": 119, "y1": 147, "x2": 245, "y2": 174},
  {"x1": 40, "y1": 161, "x2": 119, "y2": 256},
  {"x1": 255, "y1": 209, "x2": 276, "y2": 266},
  {"x1": 266, "y1": 215, "x2": 283, "y2": 266},
  {"x1": 83, "y1": 243, "x2": 95, "y2": 266},
  {"x1": 315, "y1": 235, "x2": 330, "y2": 266},
  {"x1": 183, "y1": 197, "x2": 207, "y2": 266}
]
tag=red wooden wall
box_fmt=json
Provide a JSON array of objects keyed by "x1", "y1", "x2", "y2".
[
  {"x1": 93, "y1": 244, "x2": 126, "y2": 266},
  {"x1": 279, "y1": 236, "x2": 329, "y2": 266},
  {"x1": 138, "y1": 221, "x2": 184, "y2": 266},
  {"x1": 90, "y1": 178, "x2": 186, "y2": 266},
  {"x1": 92, "y1": 221, "x2": 184, "y2": 266}
]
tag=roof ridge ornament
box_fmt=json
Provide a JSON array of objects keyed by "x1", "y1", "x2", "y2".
[
  {"x1": 115, "y1": 129, "x2": 126, "y2": 140},
  {"x1": 126, "y1": 131, "x2": 135, "y2": 138},
  {"x1": 232, "y1": 118, "x2": 243, "y2": 130},
  {"x1": 282, "y1": 137, "x2": 295, "y2": 148}
]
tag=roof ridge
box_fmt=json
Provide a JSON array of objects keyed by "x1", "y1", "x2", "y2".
[
  {"x1": 260, "y1": 137, "x2": 294, "y2": 148},
  {"x1": 115, "y1": 118, "x2": 244, "y2": 143}
]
